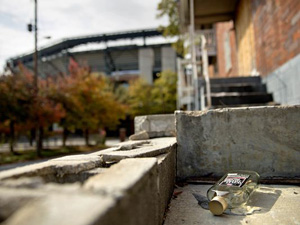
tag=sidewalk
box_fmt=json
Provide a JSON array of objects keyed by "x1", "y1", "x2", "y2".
[
  {"x1": 0, "y1": 136, "x2": 121, "y2": 153},
  {"x1": 0, "y1": 137, "x2": 121, "y2": 172},
  {"x1": 164, "y1": 184, "x2": 300, "y2": 225}
]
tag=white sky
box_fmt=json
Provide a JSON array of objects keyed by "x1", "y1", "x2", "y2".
[{"x1": 0, "y1": 0, "x2": 167, "y2": 72}]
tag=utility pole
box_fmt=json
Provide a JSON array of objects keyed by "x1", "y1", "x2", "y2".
[
  {"x1": 34, "y1": 0, "x2": 38, "y2": 93},
  {"x1": 34, "y1": 0, "x2": 42, "y2": 156},
  {"x1": 28, "y1": 0, "x2": 41, "y2": 155}
]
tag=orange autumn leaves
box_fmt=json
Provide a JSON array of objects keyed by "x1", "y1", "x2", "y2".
[{"x1": 0, "y1": 60, "x2": 125, "y2": 152}]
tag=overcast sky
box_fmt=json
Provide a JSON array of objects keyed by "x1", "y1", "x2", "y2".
[{"x1": 0, "y1": 0, "x2": 167, "y2": 72}]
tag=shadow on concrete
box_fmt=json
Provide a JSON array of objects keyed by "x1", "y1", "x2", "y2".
[{"x1": 247, "y1": 187, "x2": 282, "y2": 213}]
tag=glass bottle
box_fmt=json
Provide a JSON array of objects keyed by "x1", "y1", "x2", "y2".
[{"x1": 207, "y1": 170, "x2": 260, "y2": 215}]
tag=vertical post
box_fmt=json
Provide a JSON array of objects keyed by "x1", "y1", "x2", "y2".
[
  {"x1": 201, "y1": 35, "x2": 212, "y2": 108},
  {"x1": 176, "y1": 58, "x2": 182, "y2": 110},
  {"x1": 33, "y1": 0, "x2": 42, "y2": 156},
  {"x1": 200, "y1": 83, "x2": 205, "y2": 110},
  {"x1": 190, "y1": 0, "x2": 199, "y2": 110},
  {"x1": 34, "y1": 0, "x2": 38, "y2": 93}
]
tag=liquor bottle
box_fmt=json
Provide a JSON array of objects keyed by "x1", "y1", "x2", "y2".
[{"x1": 207, "y1": 170, "x2": 260, "y2": 215}]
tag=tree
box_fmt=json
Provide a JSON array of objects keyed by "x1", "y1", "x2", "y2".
[
  {"x1": 0, "y1": 64, "x2": 66, "y2": 156},
  {"x1": 151, "y1": 70, "x2": 177, "y2": 114},
  {"x1": 34, "y1": 79, "x2": 65, "y2": 155},
  {"x1": 50, "y1": 60, "x2": 126, "y2": 146},
  {"x1": 127, "y1": 78, "x2": 154, "y2": 116},
  {"x1": 18, "y1": 64, "x2": 66, "y2": 156},
  {"x1": 127, "y1": 70, "x2": 177, "y2": 116},
  {"x1": 0, "y1": 71, "x2": 33, "y2": 154},
  {"x1": 157, "y1": 0, "x2": 184, "y2": 56}
]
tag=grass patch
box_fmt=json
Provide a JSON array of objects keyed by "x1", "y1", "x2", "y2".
[{"x1": 0, "y1": 145, "x2": 107, "y2": 166}]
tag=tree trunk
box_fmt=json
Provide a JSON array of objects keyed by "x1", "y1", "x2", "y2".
[
  {"x1": 62, "y1": 128, "x2": 69, "y2": 147},
  {"x1": 29, "y1": 128, "x2": 35, "y2": 146},
  {"x1": 84, "y1": 129, "x2": 89, "y2": 146},
  {"x1": 9, "y1": 120, "x2": 16, "y2": 154},
  {"x1": 36, "y1": 126, "x2": 44, "y2": 157}
]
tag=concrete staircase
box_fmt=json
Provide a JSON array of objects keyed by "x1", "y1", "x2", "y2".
[{"x1": 204, "y1": 76, "x2": 276, "y2": 108}]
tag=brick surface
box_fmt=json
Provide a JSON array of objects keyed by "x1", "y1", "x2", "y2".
[
  {"x1": 216, "y1": 21, "x2": 239, "y2": 77},
  {"x1": 252, "y1": 0, "x2": 300, "y2": 76}
]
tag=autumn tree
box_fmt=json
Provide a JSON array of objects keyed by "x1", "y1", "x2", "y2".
[
  {"x1": 0, "y1": 71, "x2": 33, "y2": 154},
  {"x1": 50, "y1": 60, "x2": 126, "y2": 146},
  {"x1": 34, "y1": 80, "x2": 65, "y2": 155},
  {"x1": 0, "y1": 64, "x2": 65, "y2": 156},
  {"x1": 157, "y1": 0, "x2": 184, "y2": 56}
]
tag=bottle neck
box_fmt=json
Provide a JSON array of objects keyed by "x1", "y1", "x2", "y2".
[{"x1": 209, "y1": 196, "x2": 228, "y2": 216}]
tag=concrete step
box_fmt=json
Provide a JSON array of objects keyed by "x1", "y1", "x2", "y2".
[
  {"x1": 208, "y1": 76, "x2": 261, "y2": 85},
  {"x1": 210, "y1": 102, "x2": 279, "y2": 109},
  {"x1": 207, "y1": 92, "x2": 273, "y2": 106},
  {"x1": 208, "y1": 83, "x2": 267, "y2": 93}
]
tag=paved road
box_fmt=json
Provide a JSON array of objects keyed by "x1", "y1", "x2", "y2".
[{"x1": 0, "y1": 137, "x2": 121, "y2": 153}]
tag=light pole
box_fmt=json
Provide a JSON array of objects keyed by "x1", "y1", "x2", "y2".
[
  {"x1": 34, "y1": 0, "x2": 41, "y2": 155},
  {"x1": 28, "y1": 0, "x2": 38, "y2": 91},
  {"x1": 33, "y1": 0, "x2": 38, "y2": 93},
  {"x1": 28, "y1": 0, "x2": 40, "y2": 155}
]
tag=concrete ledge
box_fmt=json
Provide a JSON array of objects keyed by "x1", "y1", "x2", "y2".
[
  {"x1": 101, "y1": 138, "x2": 175, "y2": 162},
  {"x1": 176, "y1": 105, "x2": 300, "y2": 179},
  {"x1": 3, "y1": 190, "x2": 116, "y2": 225},
  {"x1": 157, "y1": 147, "x2": 176, "y2": 222},
  {"x1": 0, "y1": 155, "x2": 103, "y2": 181},
  {"x1": 133, "y1": 114, "x2": 175, "y2": 139},
  {"x1": 0, "y1": 137, "x2": 177, "y2": 225},
  {"x1": 84, "y1": 158, "x2": 159, "y2": 225}
]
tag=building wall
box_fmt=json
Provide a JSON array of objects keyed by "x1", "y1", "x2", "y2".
[
  {"x1": 33, "y1": 44, "x2": 176, "y2": 84},
  {"x1": 216, "y1": 21, "x2": 238, "y2": 77},
  {"x1": 252, "y1": 0, "x2": 300, "y2": 76},
  {"x1": 250, "y1": 0, "x2": 300, "y2": 105},
  {"x1": 263, "y1": 53, "x2": 300, "y2": 105},
  {"x1": 235, "y1": 0, "x2": 257, "y2": 76},
  {"x1": 161, "y1": 46, "x2": 177, "y2": 72},
  {"x1": 138, "y1": 48, "x2": 154, "y2": 84}
]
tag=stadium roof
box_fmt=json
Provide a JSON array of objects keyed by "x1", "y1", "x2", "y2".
[{"x1": 8, "y1": 28, "x2": 162, "y2": 67}]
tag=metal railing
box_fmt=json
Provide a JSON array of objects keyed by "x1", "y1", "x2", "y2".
[{"x1": 195, "y1": 29, "x2": 216, "y2": 56}]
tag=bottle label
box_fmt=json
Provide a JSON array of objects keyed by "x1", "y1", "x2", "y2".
[{"x1": 219, "y1": 173, "x2": 250, "y2": 187}]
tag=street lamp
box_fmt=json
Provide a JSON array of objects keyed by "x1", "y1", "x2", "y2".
[
  {"x1": 27, "y1": 0, "x2": 38, "y2": 93},
  {"x1": 28, "y1": 0, "x2": 40, "y2": 155}
]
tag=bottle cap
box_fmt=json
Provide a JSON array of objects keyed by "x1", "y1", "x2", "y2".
[{"x1": 209, "y1": 196, "x2": 228, "y2": 216}]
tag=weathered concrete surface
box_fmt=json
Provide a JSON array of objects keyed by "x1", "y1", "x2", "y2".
[
  {"x1": 0, "y1": 187, "x2": 44, "y2": 222},
  {"x1": 176, "y1": 106, "x2": 300, "y2": 180},
  {"x1": 164, "y1": 184, "x2": 300, "y2": 225},
  {"x1": 157, "y1": 146, "x2": 176, "y2": 222},
  {"x1": 101, "y1": 137, "x2": 176, "y2": 162},
  {"x1": 129, "y1": 130, "x2": 150, "y2": 140},
  {"x1": 133, "y1": 114, "x2": 175, "y2": 139},
  {"x1": 84, "y1": 158, "x2": 159, "y2": 225},
  {"x1": 0, "y1": 155, "x2": 103, "y2": 181},
  {"x1": 0, "y1": 137, "x2": 177, "y2": 225},
  {"x1": 0, "y1": 138, "x2": 176, "y2": 181},
  {"x1": 2, "y1": 190, "x2": 116, "y2": 225}
]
